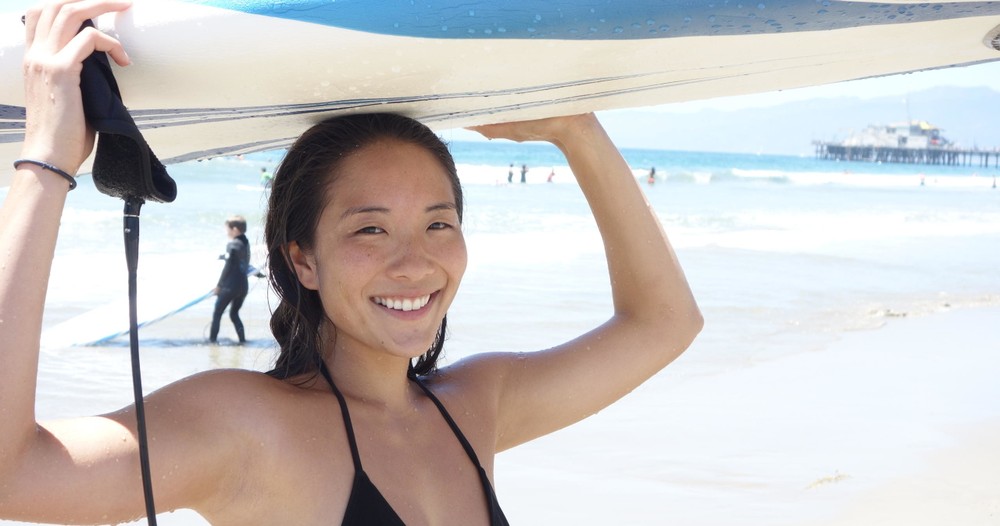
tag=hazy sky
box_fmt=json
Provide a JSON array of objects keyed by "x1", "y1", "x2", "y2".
[
  {"x1": 643, "y1": 61, "x2": 1000, "y2": 114},
  {"x1": 444, "y1": 61, "x2": 1000, "y2": 143}
]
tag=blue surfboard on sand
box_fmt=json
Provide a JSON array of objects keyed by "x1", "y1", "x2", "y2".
[
  {"x1": 2, "y1": 0, "x2": 1000, "y2": 182},
  {"x1": 41, "y1": 264, "x2": 260, "y2": 348}
]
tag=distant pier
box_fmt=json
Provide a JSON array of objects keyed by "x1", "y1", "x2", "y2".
[
  {"x1": 813, "y1": 120, "x2": 1000, "y2": 169},
  {"x1": 814, "y1": 142, "x2": 1000, "y2": 168}
]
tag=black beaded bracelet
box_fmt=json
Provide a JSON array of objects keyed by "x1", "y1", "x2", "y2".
[{"x1": 13, "y1": 159, "x2": 77, "y2": 191}]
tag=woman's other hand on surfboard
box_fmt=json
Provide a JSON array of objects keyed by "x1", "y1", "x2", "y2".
[
  {"x1": 21, "y1": 0, "x2": 132, "y2": 175},
  {"x1": 468, "y1": 113, "x2": 600, "y2": 150}
]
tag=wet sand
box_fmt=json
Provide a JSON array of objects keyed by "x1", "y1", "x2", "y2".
[
  {"x1": 496, "y1": 306, "x2": 1000, "y2": 525},
  {"x1": 3, "y1": 307, "x2": 997, "y2": 526}
]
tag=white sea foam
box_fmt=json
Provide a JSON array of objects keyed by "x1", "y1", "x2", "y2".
[{"x1": 733, "y1": 167, "x2": 999, "y2": 189}]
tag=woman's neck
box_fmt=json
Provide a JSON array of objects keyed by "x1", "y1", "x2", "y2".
[{"x1": 324, "y1": 345, "x2": 417, "y2": 412}]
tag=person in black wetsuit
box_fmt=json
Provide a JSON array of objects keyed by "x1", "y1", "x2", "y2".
[
  {"x1": 2, "y1": 3, "x2": 701, "y2": 523},
  {"x1": 210, "y1": 215, "x2": 251, "y2": 344}
]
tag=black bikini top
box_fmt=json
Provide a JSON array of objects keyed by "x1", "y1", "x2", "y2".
[{"x1": 318, "y1": 363, "x2": 510, "y2": 526}]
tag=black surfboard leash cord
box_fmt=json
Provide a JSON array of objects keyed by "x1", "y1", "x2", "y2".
[
  {"x1": 73, "y1": 19, "x2": 178, "y2": 524},
  {"x1": 123, "y1": 197, "x2": 158, "y2": 525}
]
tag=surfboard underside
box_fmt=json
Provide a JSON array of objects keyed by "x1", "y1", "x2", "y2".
[{"x1": 2, "y1": 0, "x2": 999, "y2": 183}]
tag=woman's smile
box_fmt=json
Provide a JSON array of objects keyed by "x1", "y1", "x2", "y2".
[{"x1": 373, "y1": 293, "x2": 434, "y2": 313}]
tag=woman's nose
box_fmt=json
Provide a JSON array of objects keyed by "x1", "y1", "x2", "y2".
[{"x1": 388, "y1": 237, "x2": 435, "y2": 281}]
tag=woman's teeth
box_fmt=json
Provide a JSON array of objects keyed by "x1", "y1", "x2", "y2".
[{"x1": 374, "y1": 294, "x2": 431, "y2": 312}]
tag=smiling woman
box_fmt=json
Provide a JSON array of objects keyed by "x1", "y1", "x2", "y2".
[
  {"x1": 0, "y1": 1, "x2": 700, "y2": 525},
  {"x1": 265, "y1": 114, "x2": 468, "y2": 380}
]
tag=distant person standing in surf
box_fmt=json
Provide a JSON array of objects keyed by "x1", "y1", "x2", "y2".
[{"x1": 210, "y1": 215, "x2": 251, "y2": 344}]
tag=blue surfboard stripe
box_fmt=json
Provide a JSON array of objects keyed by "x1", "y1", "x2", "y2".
[{"x1": 189, "y1": 0, "x2": 1000, "y2": 40}]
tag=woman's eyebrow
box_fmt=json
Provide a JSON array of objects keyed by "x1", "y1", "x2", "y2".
[
  {"x1": 427, "y1": 202, "x2": 457, "y2": 213},
  {"x1": 340, "y1": 203, "x2": 454, "y2": 219},
  {"x1": 340, "y1": 205, "x2": 389, "y2": 220}
]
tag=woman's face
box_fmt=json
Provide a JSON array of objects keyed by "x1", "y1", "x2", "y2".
[{"x1": 291, "y1": 138, "x2": 467, "y2": 361}]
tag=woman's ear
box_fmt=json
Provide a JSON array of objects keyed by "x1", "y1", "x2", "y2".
[{"x1": 287, "y1": 241, "x2": 319, "y2": 290}]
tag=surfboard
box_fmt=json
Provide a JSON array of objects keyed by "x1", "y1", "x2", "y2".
[
  {"x1": 2, "y1": 0, "x2": 1000, "y2": 185},
  {"x1": 41, "y1": 263, "x2": 260, "y2": 348}
]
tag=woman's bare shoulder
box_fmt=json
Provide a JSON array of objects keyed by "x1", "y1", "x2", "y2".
[
  {"x1": 142, "y1": 368, "x2": 329, "y2": 431},
  {"x1": 423, "y1": 352, "x2": 524, "y2": 407},
  {"x1": 431, "y1": 351, "x2": 512, "y2": 382}
]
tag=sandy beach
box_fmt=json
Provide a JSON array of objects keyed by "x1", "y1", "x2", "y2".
[
  {"x1": 495, "y1": 306, "x2": 1000, "y2": 525},
  {"x1": 7, "y1": 306, "x2": 996, "y2": 526}
]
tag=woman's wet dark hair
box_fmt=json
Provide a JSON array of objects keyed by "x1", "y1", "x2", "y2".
[{"x1": 264, "y1": 113, "x2": 463, "y2": 380}]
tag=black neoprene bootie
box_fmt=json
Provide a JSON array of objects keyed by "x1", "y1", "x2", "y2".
[{"x1": 79, "y1": 20, "x2": 176, "y2": 203}]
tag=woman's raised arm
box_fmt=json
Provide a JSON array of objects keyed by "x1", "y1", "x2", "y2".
[
  {"x1": 468, "y1": 114, "x2": 703, "y2": 451},
  {"x1": 0, "y1": 2, "x2": 242, "y2": 522},
  {"x1": 1, "y1": 0, "x2": 133, "y2": 479}
]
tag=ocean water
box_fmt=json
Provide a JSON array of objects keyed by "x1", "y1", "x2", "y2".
[
  {"x1": 444, "y1": 139, "x2": 1000, "y2": 370},
  {"x1": 3, "y1": 137, "x2": 1000, "y2": 525},
  {"x1": 23, "y1": 138, "x2": 1000, "y2": 399}
]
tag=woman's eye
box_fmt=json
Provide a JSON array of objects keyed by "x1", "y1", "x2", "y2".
[
  {"x1": 357, "y1": 226, "x2": 385, "y2": 235},
  {"x1": 428, "y1": 221, "x2": 452, "y2": 231}
]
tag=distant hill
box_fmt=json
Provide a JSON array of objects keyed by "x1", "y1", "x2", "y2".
[{"x1": 599, "y1": 86, "x2": 1000, "y2": 156}]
